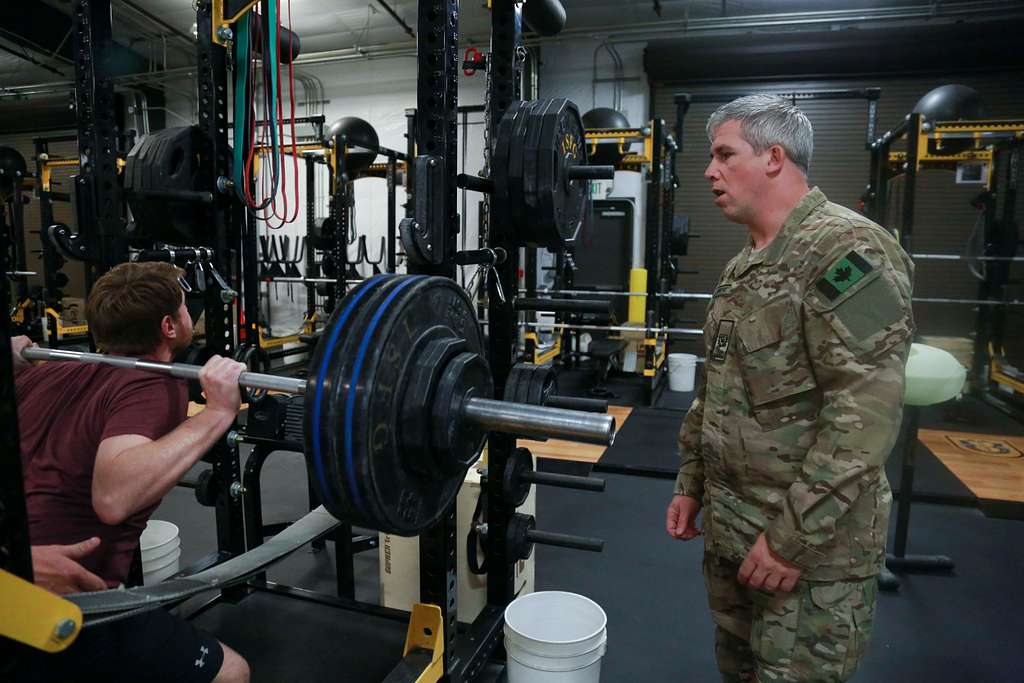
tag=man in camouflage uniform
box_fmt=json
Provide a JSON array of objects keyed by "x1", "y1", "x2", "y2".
[{"x1": 665, "y1": 94, "x2": 915, "y2": 682}]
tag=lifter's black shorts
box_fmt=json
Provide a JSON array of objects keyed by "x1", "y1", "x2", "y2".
[{"x1": 11, "y1": 607, "x2": 225, "y2": 683}]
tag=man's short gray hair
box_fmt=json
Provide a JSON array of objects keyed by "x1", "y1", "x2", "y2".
[{"x1": 706, "y1": 94, "x2": 814, "y2": 175}]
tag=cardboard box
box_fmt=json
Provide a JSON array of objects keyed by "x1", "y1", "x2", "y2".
[{"x1": 379, "y1": 457, "x2": 535, "y2": 623}]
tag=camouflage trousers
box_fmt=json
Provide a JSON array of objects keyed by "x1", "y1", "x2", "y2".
[{"x1": 703, "y1": 552, "x2": 878, "y2": 683}]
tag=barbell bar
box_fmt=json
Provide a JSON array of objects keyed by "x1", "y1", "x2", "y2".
[
  {"x1": 22, "y1": 347, "x2": 307, "y2": 394},
  {"x1": 521, "y1": 289, "x2": 1024, "y2": 307},
  {"x1": 20, "y1": 347, "x2": 615, "y2": 447}
]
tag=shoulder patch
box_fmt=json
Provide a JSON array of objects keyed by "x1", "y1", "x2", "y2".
[{"x1": 815, "y1": 250, "x2": 873, "y2": 301}]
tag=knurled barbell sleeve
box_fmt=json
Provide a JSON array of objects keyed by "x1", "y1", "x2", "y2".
[
  {"x1": 544, "y1": 395, "x2": 609, "y2": 413},
  {"x1": 566, "y1": 164, "x2": 615, "y2": 180},
  {"x1": 462, "y1": 398, "x2": 615, "y2": 446},
  {"x1": 520, "y1": 470, "x2": 606, "y2": 492},
  {"x1": 527, "y1": 529, "x2": 605, "y2": 553}
]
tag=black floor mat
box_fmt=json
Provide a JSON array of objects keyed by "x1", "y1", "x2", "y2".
[{"x1": 595, "y1": 406, "x2": 686, "y2": 477}]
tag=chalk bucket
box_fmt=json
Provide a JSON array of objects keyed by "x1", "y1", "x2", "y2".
[
  {"x1": 667, "y1": 353, "x2": 697, "y2": 392},
  {"x1": 504, "y1": 591, "x2": 608, "y2": 683},
  {"x1": 141, "y1": 519, "x2": 181, "y2": 585}
]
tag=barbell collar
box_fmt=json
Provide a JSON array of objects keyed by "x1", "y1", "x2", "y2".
[
  {"x1": 21, "y1": 347, "x2": 307, "y2": 395},
  {"x1": 462, "y1": 397, "x2": 615, "y2": 446},
  {"x1": 566, "y1": 164, "x2": 615, "y2": 180}
]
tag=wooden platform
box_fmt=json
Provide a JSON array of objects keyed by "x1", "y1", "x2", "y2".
[
  {"x1": 520, "y1": 405, "x2": 633, "y2": 464},
  {"x1": 918, "y1": 428, "x2": 1024, "y2": 518}
]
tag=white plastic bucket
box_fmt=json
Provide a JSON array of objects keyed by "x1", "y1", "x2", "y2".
[
  {"x1": 143, "y1": 548, "x2": 182, "y2": 585},
  {"x1": 667, "y1": 353, "x2": 697, "y2": 392},
  {"x1": 141, "y1": 520, "x2": 181, "y2": 585},
  {"x1": 504, "y1": 591, "x2": 608, "y2": 683}
]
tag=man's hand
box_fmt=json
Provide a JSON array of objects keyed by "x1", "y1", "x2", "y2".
[
  {"x1": 666, "y1": 494, "x2": 702, "y2": 540},
  {"x1": 31, "y1": 537, "x2": 111, "y2": 594},
  {"x1": 12, "y1": 335, "x2": 36, "y2": 376},
  {"x1": 199, "y1": 355, "x2": 246, "y2": 415},
  {"x1": 738, "y1": 532, "x2": 802, "y2": 592}
]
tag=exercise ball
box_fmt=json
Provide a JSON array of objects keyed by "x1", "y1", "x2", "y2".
[
  {"x1": 904, "y1": 343, "x2": 966, "y2": 407},
  {"x1": 0, "y1": 146, "x2": 27, "y2": 198},
  {"x1": 912, "y1": 84, "x2": 986, "y2": 123},
  {"x1": 324, "y1": 117, "x2": 379, "y2": 174},
  {"x1": 582, "y1": 108, "x2": 631, "y2": 166},
  {"x1": 913, "y1": 85, "x2": 986, "y2": 154},
  {"x1": 523, "y1": 0, "x2": 567, "y2": 36}
]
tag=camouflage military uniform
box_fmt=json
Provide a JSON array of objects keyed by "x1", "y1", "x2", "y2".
[{"x1": 674, "y1": 188, "x2": 914, "y2": 682}]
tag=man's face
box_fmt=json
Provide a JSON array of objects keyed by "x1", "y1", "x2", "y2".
[
  {"x1": 169, "y1": 297, "x2": 194, "y2": 354},
  {"x1": 704, "y1": 119, "x2": 770, "y2": 225}
]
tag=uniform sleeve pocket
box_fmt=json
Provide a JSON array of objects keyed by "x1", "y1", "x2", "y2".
[{"x1": 737, "y1": 301, "x2": 819, "y2": 429}]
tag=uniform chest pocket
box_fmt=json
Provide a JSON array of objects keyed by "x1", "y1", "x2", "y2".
[{"x1": 737, "y1": 301, "x2": 819, "y2": 430}]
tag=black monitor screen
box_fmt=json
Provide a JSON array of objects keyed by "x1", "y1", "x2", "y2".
[{"x1": 572, "y1": 199, "x2": 632, "y2": 290}]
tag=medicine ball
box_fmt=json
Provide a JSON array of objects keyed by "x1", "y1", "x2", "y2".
[
  {"x1": 912, "y1": 84, "x2": 986, "y2": 123},
  {"x1": 324, "y1": 117, "x2": 379, "y2": 174},
  {"x1": 912, "y1": 85, "x2": 986, "y2": 154},
  {"x1": 582, "y1": 108, "x2": 631, "y2": 166}
]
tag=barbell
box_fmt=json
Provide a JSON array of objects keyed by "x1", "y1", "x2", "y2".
[{"x1": 22, "y1": 274, "x2": 615, "y2": 536}]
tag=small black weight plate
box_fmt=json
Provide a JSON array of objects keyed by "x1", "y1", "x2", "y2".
[
  {"x1": 521, "y1": 99, "x2": 552, "y2": 237},
  {"x1": 491, "y1": 101, "x2": 525, "y2": 228},
  {"x1": 516, "y1": 366, "x2": 532, "y2": 409},
  {"x1": 536, "y1": 99, "x2": 587, "y2": 248},
  {"x1": 550, "y1": 100, "x2": 588, "y2": 245},
  {"x1": 502, "y1": 447, "x2": 534, "y2": 507},
  {"x1": 507, "y1": 99, "x2": 538, "y2": 229},
  {"x1": 527, "y1": 364, "x2": 554, "y2": 407},
  {"x1": 503, "y1": 363, "x2": 527, "y2": 403}
]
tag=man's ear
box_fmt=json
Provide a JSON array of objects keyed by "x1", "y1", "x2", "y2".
[
  {"x1": 765, "y1": 144, "x2": 786, "y2": 175},
  {"x1": 161, "y1": 313, "x2": 177, "y2": 340}
]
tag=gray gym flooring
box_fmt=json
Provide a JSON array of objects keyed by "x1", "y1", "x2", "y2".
[{"x1": 155, "y1": 409, "x2": 1024, "y2": 682}]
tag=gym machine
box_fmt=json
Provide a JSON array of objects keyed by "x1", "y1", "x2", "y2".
[
  {"x1": 864, "y1": 86, "x2": 1024, "y2": 421},
  {"x1": 864, "y1": 84, "x2": 1024, "y2": 591}
]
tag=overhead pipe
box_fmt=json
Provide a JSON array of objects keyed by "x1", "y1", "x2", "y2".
[{"x1": 3, "y1": 0, "x2": 1022, "y2": 99}]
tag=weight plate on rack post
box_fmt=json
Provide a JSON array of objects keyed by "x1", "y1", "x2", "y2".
[
  {"x1": 503, "y1": 363, "x2": 527, "y2": 403},
  {"x1": 491, "y1": 100, "x2": 526, "y2": 230},
  {"x1": 507, "y1": 99, "x2": 539, "y2": 229},
  {"x1": 521, "y1": 99, "x2": 553, "y2": 232},
  {"x1": 538, "y1": 99, "x2": 588, "y2": 248},
  {"x1": 527, "y1": 364, "x2": 555, "y2": 407}
]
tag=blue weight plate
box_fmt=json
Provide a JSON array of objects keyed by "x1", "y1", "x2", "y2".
[
  {"x1": 304, "y1": 274, "x2": 397, "y2": 525},
  {"x1": 309, "y1": 274, "x2": 489, "y2": 535}
]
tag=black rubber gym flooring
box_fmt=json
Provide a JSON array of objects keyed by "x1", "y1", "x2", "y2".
[{"x1": 152, "y1": 392, "x2": 1024, "y2": 682}]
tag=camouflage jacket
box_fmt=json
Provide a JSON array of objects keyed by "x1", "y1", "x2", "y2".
[{"x1": 674, "y1": 187, "x2": 915, "y2": 580}]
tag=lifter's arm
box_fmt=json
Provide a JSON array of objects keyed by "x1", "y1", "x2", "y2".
[{"x1": 92, "y1": 356, "x2": 244, "y2": 525}]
